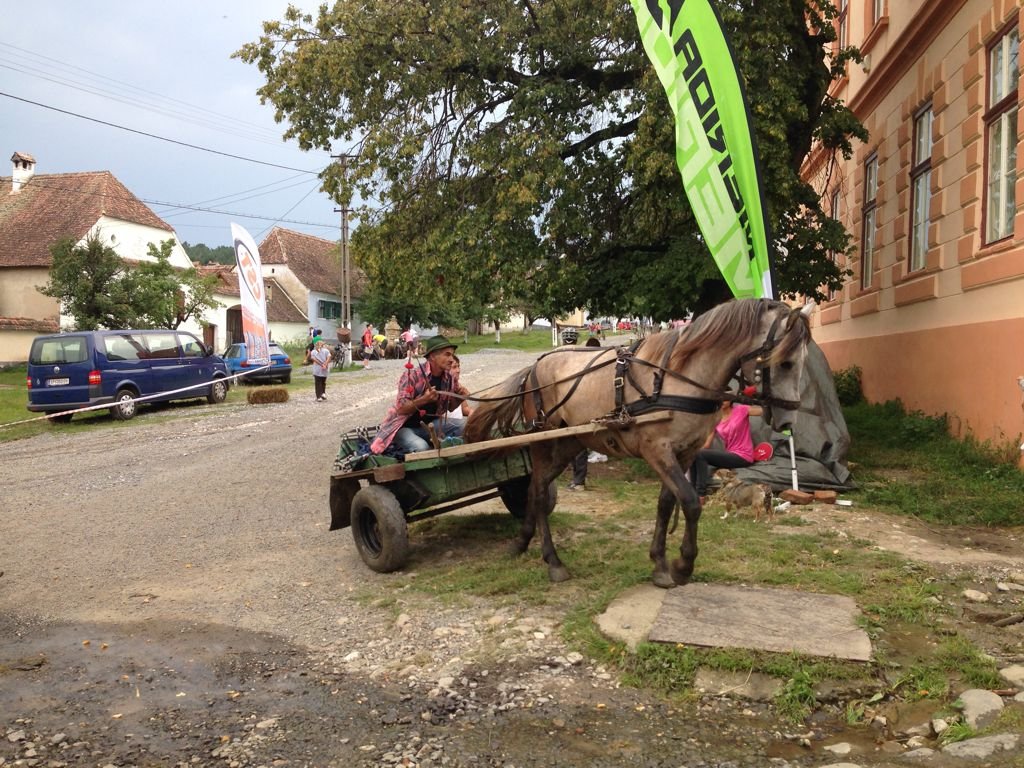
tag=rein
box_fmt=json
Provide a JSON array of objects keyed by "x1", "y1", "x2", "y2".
[{"x1": 459, "y1": 308, "x2": 802, "y2": 425}]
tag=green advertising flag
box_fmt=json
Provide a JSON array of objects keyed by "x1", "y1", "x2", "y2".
[{"x1": 631, "y1": 0, "x2": 775, "y2": 299}]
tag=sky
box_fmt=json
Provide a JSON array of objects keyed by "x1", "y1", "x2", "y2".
[{"x1": 0, "y1": 0, "x2": 347, "y2": 249}]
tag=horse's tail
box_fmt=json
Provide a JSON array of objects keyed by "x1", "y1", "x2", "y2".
[{"x1": 463, "y1": 367, "x2": 530, "y2": 443}]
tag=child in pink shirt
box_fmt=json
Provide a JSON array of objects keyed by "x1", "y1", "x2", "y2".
[{"x1": 689, "y1": 401, "x2": 762, "y2": 500}]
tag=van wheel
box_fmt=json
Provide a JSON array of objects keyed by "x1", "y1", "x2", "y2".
[
  {"x1": 281, "y1": 373, "x2": 291, "y2": 384},
  {"x1": 207, "y1": 379, "x2": 228, "y2": 404},
  {"x1": 111, "y1": 388, "x2": 137, "y2": 421}
]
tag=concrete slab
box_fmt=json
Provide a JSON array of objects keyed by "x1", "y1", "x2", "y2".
[
  {"x1": 594, "y1": 584, "x2": 666, "y2": 651},
  {"x1": 648, "y1": 584, "x2": 872, "y2": 661}
]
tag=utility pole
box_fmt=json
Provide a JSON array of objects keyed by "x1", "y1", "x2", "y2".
[{"x1": 332, "y1": 153, "x2": 358, "y2": 367}]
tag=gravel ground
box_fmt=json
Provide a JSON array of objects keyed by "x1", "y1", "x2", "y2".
[{"x1": 1, "y1": 347, "x2": 1021, "y2": 767}]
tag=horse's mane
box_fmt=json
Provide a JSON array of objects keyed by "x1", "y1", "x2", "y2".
[{"x1": 639, "y1": 299, "x2": 808, "y2": 372}]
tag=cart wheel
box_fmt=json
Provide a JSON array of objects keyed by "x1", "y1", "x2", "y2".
[
  {"x1": 351, "y1": 485, "x2": 409, "y2": 572},
  {"x1": 498, "y1": 477, "x2": 530, "y2": 520}
]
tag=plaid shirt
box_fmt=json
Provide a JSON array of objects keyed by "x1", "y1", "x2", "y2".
[{"x1": 370, "y1": 361, "x2": 460, "y2": 454}]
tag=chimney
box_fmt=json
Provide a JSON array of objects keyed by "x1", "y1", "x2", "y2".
[{"x1": 10, "y1": 152, "x2": 36, "y2": 194}]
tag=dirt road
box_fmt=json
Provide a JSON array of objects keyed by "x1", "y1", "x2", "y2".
[{"x1": 1, "y1": 349, "x2": 1021, "y2": 767}]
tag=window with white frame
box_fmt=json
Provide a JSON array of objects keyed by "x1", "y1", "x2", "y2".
[
  {"x1": 986, "y1": 24, "x2": 1019, "y2": 243},
  {"x1": 910, "y1": 105, "x2": 933, "y2": 272},
  {"x1": 837, "y1": 0, "x2": 849, "y2": 50},
  {"x1": 861, "y1": 155, "x2": 878, "y2": 290},
  {"x1": 829, "y1": 188, "x2": 841, "y2": 300}
]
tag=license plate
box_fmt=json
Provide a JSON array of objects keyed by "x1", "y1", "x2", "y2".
[{"x1": 47, "y1": 377, "x2": 70, "y2": 386}]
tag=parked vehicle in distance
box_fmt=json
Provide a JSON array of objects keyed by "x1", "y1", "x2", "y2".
[
  {"x1": 617, "y1": 320, "x2": 632, "y2": 331},
  {"x1": 222, "y1": 341, "x2": 292, "y2": 384},
  {"x1": 27, "y1": 330, "x2": 230, "y2": 422}
]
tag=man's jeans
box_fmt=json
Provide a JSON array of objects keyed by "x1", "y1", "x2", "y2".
[{"x1": 393, "y1": 417, "x2": 466, "y2": 454}]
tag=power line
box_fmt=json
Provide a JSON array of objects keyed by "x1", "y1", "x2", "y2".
[
  {"x1": 0, "y1": 40, "x2": 286, "y2": 145},
  {"x1": 20, "y1": 177, "x2": 337, "y2": 229},
  {"x1": 154, "y1": 174, "x2": 317, "y2": 219},
  {"x1": 0, "y1": 90, "x2": 323, "y2": 174}
]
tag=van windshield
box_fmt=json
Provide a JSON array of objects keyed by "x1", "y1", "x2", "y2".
[{"x1": 30, "y1": 337, "x2": 89, "y2": 365}]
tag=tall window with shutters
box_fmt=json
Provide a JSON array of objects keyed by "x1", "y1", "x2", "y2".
[
  {"x1": 861, "y1": 155, "x2": 878, "y2": 290},
  {"x1": 909, "y1": 106, "x2": 933, "y2": 272},
  {"x1": 985, "y1": 24, "x2": 1019, "y2": 243}
]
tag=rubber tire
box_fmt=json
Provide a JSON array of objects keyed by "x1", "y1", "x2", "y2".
[
  {"x1": 207, "y1": 379, "x2": 228, "y2": 404},
  {"x1": 281, "y1": 373, "x2": 291, "y2": 384},
  {"x1": 350, "y1": 485, "x2": 409, "y2": 573},
  {"x1": 498, "y1": 477, "x2": 530, "y2": 520},
  {"x1": 111, "y1": 388, "x2": 137, "y2": 421},
  {"x1": 47, "y1": 413, "x2": 73, "y2": 424}
]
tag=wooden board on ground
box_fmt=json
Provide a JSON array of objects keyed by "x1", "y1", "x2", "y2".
[{"x1": 648, "y1": 583, "x2": 872, "y2": 661}]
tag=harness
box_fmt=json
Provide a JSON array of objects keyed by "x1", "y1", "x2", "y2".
[{"x1": 521, "y1": 311, "x2": 801, "y2": 429}]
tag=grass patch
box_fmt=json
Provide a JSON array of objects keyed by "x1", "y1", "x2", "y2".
[
  {"x1": 387, "y1": 478, "x2": 975, "y2": 722},
  {"x1": 845, "y1": 399, "x2": 1024, "y2": 526}
]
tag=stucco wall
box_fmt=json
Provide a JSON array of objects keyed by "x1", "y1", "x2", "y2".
[
  {"x1": 810, "y1": 0, "x2": 1022, "y2": 452},
  {"x1": 0, "y1": 266, "x2": 59, "y2": 319},
  {"x1": 0, "y1": 331, "x2": 44, "y2": 367}
]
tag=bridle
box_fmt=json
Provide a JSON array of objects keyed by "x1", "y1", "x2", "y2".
[{"x1": 733, "y1": 309, "x2": 803, "y2": 413}]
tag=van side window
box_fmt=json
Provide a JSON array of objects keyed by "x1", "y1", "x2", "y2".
[
  {"x1": 145, "y1": 332, "x2": 180, "y2": 360},
  {"x1": 178, "y1": 334, "x2": 205, "y2": 358},
  {"x1": 103, "y1": 334, "x2": 145, "y2": 362},
  {"x1": 29, "y1": 337, "x2": 88, "y2": 365}
]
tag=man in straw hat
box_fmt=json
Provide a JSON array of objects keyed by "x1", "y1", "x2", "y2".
[{"x1": 370, "y1": 335, "x2": 469, "y2": 455}]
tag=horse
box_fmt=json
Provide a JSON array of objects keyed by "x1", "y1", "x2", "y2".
[{"x1": 463, "y1": 298, "x2": 812, "y2": 587}]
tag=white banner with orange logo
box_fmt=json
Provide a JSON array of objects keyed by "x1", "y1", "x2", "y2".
[{"x1": 230, "y1": 223, "x2": 270, "y2": 365}]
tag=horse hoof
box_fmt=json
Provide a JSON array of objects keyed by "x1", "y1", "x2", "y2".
[
  {"x1": 652, "y1": 571, "x2": 675, "y2": 589},
  {"x1": 670, "y1": 558, "x2": 693, "y2": 585},
  {"x1": 548, "y1": 565, "x2": 571, "y2": 583}
]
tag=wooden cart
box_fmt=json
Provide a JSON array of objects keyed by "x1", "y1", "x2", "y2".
[{"x1": 329, "y1": 414, "x2": 668, "y2": 572}]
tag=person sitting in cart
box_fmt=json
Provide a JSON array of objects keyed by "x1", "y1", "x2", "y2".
[{"x1": 369, "y1": 335, "x2": 468, "y2": 456}]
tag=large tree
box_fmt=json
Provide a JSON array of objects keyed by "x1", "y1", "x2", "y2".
[{"x1": 238, "y1": 0, "x2": 865, "y2": 320}]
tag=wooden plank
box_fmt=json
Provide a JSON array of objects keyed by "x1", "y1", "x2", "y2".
[{"x1": 404, "y1": 412, "x2": 672, "y2": 462}]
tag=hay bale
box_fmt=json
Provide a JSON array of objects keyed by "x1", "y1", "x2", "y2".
[{"x1": 247, "y1": 386, "x2": 289, "y2": 405}]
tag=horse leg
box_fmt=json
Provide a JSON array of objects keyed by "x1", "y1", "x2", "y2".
[
  {"x1": 645, "y1": 453, "x2": 703, "y2": 585},
  {"x1": 649, "y1": 483, "x2": 677, "y2": 589},
  {"x1": 514, "y1": 440, "x2": 578, "y2": 581}
]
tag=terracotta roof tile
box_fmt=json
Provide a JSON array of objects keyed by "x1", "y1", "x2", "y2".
[
  {"x1": 0, "y1": 171, "x2": 173, "y2": 268},
  {"x1": 265, "y1": 278, "x2": 308, "y2": 324},
  {"x1": 0, "y1": 316, "x2": 59, "y2": 332},
  {"x1": 259, "y1": 226, "x2": 366, "y2": 297}
]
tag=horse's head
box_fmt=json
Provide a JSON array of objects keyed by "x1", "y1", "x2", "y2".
[{"x1": 738, "y1": 302, "x2": 812, "y2": 433}]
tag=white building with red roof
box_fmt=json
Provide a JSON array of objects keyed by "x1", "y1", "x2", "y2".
[{"x1": 0, "y1": 152, "x2": 197, "y2": 362}]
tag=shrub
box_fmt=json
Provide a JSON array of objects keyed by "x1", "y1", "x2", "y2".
[{"x1": 833, "y1": 365, "x2": 863, "y2": 406}]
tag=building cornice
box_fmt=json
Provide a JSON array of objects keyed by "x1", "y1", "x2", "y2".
[{"x1": 849, "y1": 0, "x2": 970, "y2": 118}]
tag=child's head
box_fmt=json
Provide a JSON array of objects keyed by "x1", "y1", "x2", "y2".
[{"x1": 451, "y1": 355, "x2": 461, "y2": 374}]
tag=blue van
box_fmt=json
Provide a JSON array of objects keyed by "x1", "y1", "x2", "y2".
[{"x1": 26, "y1": 329, "x2": 230, "y2": 422}]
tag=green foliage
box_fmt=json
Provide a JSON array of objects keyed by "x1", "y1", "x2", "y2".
[
  {"x1": 775, "y1": 668, "x2": 818, "y2": 721},
  {"x1": 832, "y1": 364, "x2": 863, "y2": 406},
  {"x1": 939, "y1": 720, "x2": 974, "y2": 745},
  {"x1": 41, "y1": 234, "x2": 136, "y2": 330},
  {"x1": 42, "y1": 236, "x2": 218, "y2": 331},
  {"x1": 238, "y1": 0, "x2": 865, "y2": 320},
  {"x1": 845, "y1": 400, "x2": 1024, "y2": 526},
  {"x1": 181, "y1": 241, "x2": 235, "y2": 265}
]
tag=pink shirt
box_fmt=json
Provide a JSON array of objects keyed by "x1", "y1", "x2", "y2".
[{"x1": 715, "y1": 404, "x2": 754, "y2": 462}]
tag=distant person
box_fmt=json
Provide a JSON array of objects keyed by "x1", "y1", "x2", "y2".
[
  {"x1": 360, "y1": 319, "x2": 376, "y2": 364},
  {"x1": 310, "y1": 336, "x2": 332, "y2": 401}
]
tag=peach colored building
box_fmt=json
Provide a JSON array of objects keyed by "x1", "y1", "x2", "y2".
[{"x1": 805, "y1": 0, "x2": 1022, "y2": 454}]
